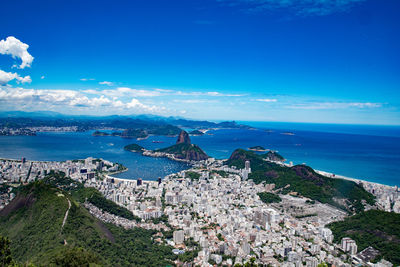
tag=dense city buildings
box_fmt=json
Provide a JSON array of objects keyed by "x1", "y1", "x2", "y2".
[{"x1": 0, "y1": 156, "x2": 399, "y2": 266}]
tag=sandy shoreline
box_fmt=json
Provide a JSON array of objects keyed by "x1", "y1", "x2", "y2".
[{"x1": 314, "y1": 169, "x2": 398, "y2": 189}]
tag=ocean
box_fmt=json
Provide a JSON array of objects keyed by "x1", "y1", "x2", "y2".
[{"x1": 0, "y1": 123, "x2": 399, "y2": 186}]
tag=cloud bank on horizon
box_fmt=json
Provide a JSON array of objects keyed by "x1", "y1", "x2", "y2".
[{"x1": 218, "y1": 0, "x2": 366, "y2": 16}]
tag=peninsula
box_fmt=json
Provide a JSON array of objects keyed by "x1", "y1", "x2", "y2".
[{"x1": 124, "y1": 130, "x2": 209, "y2": 162}]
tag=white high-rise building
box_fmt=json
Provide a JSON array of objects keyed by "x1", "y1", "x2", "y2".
[
  {"x1": 242, "y1": 169, "x2": 248, "y2": 180},
  {"x1": 173, "y1": 230, "x2": 184, "y2": 245},
  {"x1": 245, "y1": 160, "x2": 251, "y2": 173},
  {"x1": 341, "y1": 237, "x2": 357, "y2": 253}
]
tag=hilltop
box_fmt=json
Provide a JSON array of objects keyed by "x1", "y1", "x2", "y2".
[
  {"x1": 0, "y1": 175, "x2": 176, "y2": 266},
  {"x1": 156, "y1": 130, "x2": 209, "y2": 161},
  {"x1": 125, "y1": 130, "x2": 209, "y2": 161},
  {"x1": 226, "y1": 149, "x2": 375, "y2": 213},
  {"x1": 262, "y1": 150, "x2": 285, "y2": 162}
]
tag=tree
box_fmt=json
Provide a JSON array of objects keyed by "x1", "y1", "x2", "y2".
[
  {"x1": 244, "y1": 257, "x2": 258, "y2": 267},
  {"x1": 317, "y1": 263, "x2": 328, "y2": 267},
  {"x1": 52, "y1": 247, "x2": 101, "y2": 267},
  {"x1": 0, "y1": 236, "x2": 13, "y2": 266}
]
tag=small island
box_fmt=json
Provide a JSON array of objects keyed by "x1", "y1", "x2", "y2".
[
  {"x1": 189, "y1": 130, "x2": 204, "y2": 136},
  {"x1": 249, "y1": 146, "x2": 268, "y2": 152},
  {"x1": 123, "y1": 143, "x2": 145, "y2": 153},
  {"x1": 92, "y1": 131, "x2": 121, "y2": 136}
]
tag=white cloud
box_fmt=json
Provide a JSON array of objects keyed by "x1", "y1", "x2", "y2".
[
  {"x1": 99, "y1": 81, "x2": 114, "y2": 86},
  {"x1": 173, "y1": 99, "x2": 217, "y2": 104},
  {"x1": 288, "y1": 102, "x2": 382, "y2": 110},
  {"x1": 206, "y1": 91, "x2": 245, "y2": 97},
  {"x1": 80, "y1": 78, "x2": 95, "y2": 81},
  {"x1": 40, "y1": 75, "x2": 45, "y2": 79},
  {"x1": 256, "y1": 98, "x2": 277, "y2": 102},
  {"x1": 0, "y1": 36, "x2": 34, "y2": 69},
  {"x1": 0, "y1": 86, "x2": 162, "y2": 114},
  {"x1": 83, "y1": 87, "x2": 245, "y2": 98},
  {"x1": 0, "y1": 70, "x2": 31, "y2": 85},
  {"x1": 175, "y1": 90, "x2": 245, "y2": 97},
  {"x1": 116, "y1": 87, "x2": 162, "y2": 97},
  {"x1": 348, "y1": 102, "x2": 382, "y2": 108},
  {"x1": 84, "y1": 87, "x2": 163, "y2": 98}
]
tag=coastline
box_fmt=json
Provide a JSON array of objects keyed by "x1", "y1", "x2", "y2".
[
  {"x1": 314, "y1": 169, "x2": 397, "y2": 190},
  {"x1": 127, "y1": 148, "x2": 197, "y2": 165},
  {"x1": 263, "y1": 158, "x2": 399, "y2": 189},
  {"x1": 0, "y1": 155, "x2": 397, "y2": 189}
]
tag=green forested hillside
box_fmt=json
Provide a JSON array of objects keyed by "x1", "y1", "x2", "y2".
[
  {"x1": 227, "y1": 149, "x2": 375, "y2": 213},
  {"x1": 0, "y1": 180, "x2": 176, "y2": 266},
  {"x1": 327, "y1": 210, "x2": 400, "y2": 265},
  {"x1": 157, "y1": 143, "x2": 208, "y2": 161}
]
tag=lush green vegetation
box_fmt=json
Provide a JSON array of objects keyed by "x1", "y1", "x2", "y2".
[
  {"x1": 179, "y1": 238, "x2": 199, "y2": 263},
  {"x1": 327, "y1": 210, "x2": 400, "y2": 265},
  {"x1": 75, "y1": 187, "x2": 141, "y2": 222},
  {"x1": 0, "y1": 180, "x2": 176, "y2": 266},
  {"x1": 42, "y1": 172, "x2": 140, "y2": 221},
  {"x1": 262, "y1": 150, "x2": 285, "y2": 161},
  {"x1": 51, "y1": 247, "x2": 101, "y2": 267},
  {"x1": 0, "y1": 184, "x2": 11, "y2": 194},
  {"x1": 211, "y1": 170, "x2": 229, "y2": 178},
  {"x1": 217, "y1": 233, "x2": 224, "y2": 241},
  {"x1": 257, "y1": 192, "x2": 282, "y2": 204},
  {"x1": 227, "y1": 149, "x2": 375, "y2": 213},
  {"x1": 92, "y1": 131, "x2": 110, "y2": 136},
  {"x1": 121, "y1": 124, "x2": 182, "y2": 139},
  {"x1": 178, "y1": 250, "x2": 199, "y2": 263},
  {"x1": 120, "y1": 129, "x2": 148, "y2": 139},
  {"x1": 185, "y1": 171, "x2": 201, "y2": 180},
  {"x1": 123, "y1": 143, "x2": 145, "y2": 152},
  {"x1": 0, "y1": 236, "x2": 13, "y2": 266},
  {"x1": 157, "y1": 143, "x2": 198, "y2": 154},
  {"x1": 157, "y1": 143, "x2": 208, "y2": 161}
]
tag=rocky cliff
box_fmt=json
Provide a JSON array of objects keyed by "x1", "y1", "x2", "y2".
[{"x1": 176, "y1": 130, "x2": 191, "y2": 144}]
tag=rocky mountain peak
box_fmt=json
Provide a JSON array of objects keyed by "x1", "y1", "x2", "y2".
[{"x1": 176, "y1": 130, "x2": 191, "y2": 145}]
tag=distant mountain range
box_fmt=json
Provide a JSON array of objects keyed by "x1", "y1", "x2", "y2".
[{"x1": 0, "y1": 110, "x2": 251, "y2": 131}]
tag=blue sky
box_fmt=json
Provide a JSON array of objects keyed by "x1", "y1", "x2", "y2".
[{"x1": 0, "y1": 0, "x2": 399, "y2": 125}]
